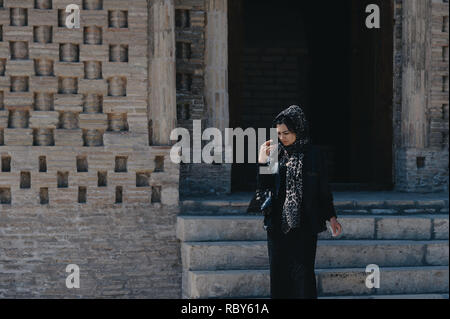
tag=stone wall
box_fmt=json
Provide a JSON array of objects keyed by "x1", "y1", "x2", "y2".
[{"x1": 0, "y1": 0, "x2": 181, "y2": 298}]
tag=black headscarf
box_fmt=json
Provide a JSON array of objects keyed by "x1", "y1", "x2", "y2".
[{"x1": 272, "y1": 105, "x2": 311, "y2": 234}]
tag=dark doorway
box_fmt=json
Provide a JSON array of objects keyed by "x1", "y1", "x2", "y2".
[{"x1": 228, "y1": 0, "x2": 393, "y2": 192}]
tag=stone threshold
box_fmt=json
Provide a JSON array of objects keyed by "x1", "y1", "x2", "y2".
[{"x1": 181, "y1": 191, "x2": 449, "y2": 211}]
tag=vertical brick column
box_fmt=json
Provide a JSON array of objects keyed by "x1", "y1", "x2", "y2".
[
  {"x1": 396, "y1": 0, "x2": 431, "y2": 192},
  {"x1": 396, "y1": 0, "x2": 449, "y2": 192},
  {"x1": 400, "y1": 0, "x2": 431, "y2": 149},
  {"x1": 149, "y1": 0, "x2": 176, "y2": 145},
  {"x1": 202, "y1": 0, "x2": 231, "y2": 194}
]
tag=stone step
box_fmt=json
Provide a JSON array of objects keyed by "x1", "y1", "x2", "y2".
[
  {"x1": 177, "y1": 214, "x2": 449, "y2": 242},
  {"x1": 181, "y1": 240, "x2": 449, "y2": 271},
  {"x1": 180, "y1": 193, "x2": 448, "y2": 215},
  {"x1": 182, "y1": 266, "x2": 449, "y2": 298}
]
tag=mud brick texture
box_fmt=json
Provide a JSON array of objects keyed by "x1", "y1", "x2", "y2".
[{"x1": 0, "y1": 0, "x2": 180, "y2": 298}]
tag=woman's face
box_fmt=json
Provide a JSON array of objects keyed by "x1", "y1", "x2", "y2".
[{"x1": 276, "y1": 123, "x2": 296, "y2": 146}]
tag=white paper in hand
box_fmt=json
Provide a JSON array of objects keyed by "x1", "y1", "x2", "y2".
[
  {"x1": 328, "y1": 224, "x2": 337, "y2": 237},
  {"x1": 268, "y1": 144, "x2": 279, "y2": 174}
]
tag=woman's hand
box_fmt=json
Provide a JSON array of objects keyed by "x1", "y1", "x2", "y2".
[
  {"x1": 329, "y1": 217, "x2": 342, "y2": 237},
  {"x1": 258, "y1": 140, "x2": 276, "y2": 164}
]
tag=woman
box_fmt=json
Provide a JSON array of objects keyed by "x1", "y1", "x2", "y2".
[{"x1": 251, "y1": 104, "x2": 342, "y2": 299}]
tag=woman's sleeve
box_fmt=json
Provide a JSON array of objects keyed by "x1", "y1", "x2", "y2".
[
  {"x1": 319, "y1": 149, "x2": 337, "y2": 220},
  {"x1": 256, "y1": 162, "x2": 275, "y2": 190}
]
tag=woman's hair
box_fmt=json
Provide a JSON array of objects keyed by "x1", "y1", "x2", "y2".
[
  {"x1": 272, "y1": 105, "x2": 311, "y2": 142},
  {"x1": 273, "y1": 115, "x2": 296, "y2": 133}
]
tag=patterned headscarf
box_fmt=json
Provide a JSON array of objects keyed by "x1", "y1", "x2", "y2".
[{"x1": 273, "y1": 105, "x2": 311, "y2": 234}]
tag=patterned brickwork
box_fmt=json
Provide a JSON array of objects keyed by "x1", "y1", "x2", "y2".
[
  {"x1": 0, "y1": 0, "x2": 181, "y2": 298},
  {"x1": 0, "y1": 0, "x2": 177, "y2": 207}
]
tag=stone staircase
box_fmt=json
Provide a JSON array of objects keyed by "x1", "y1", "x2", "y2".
[{"x1": 176, "y1": 192, "x2": 449, "y2": 299}]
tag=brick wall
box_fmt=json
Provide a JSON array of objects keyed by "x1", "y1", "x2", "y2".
[
  {"x1": 0, "y1": 0, "x2": 447, "y2": 298},
  {"x1": 0, "y1": 0, "x2": 181, "y2": 298},
  {"x1": 429, "y1": 0, "x2": 449, "y2": 151},
  {"x1": 240, "y1": 47, "x2": 308, "y2": 129},
  {"x1": 0, "y1": 203, "x2": 180, "y2": 298},
  {"x1": 175, "y1": 0, "x2": 232, "y2": 197},
  {"x1": 175, "y1": 0, "x2": 205, "y2": 133}
]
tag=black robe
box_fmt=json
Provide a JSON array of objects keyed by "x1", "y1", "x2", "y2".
[{"x1": 252, "y1": 144, "x2": 337, "y2": 299}]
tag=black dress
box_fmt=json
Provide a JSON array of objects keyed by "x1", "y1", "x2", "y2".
[
  {"x1": 250, "y1": 145, "x2": 337, "y2": 299},
  {"x1": 251, "y1": 145, "x2": 338, "y2": 299},
  {"x1": 262, "y1": 155, "x2": 318, "y2": 299}
]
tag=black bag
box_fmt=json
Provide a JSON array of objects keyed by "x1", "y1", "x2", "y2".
[
  {"x1": 260, "y1": 190, "x2": 273, "y2": 215},
  {"x1": 247, "y1": 189, "x2": 273, "y2": 213},
  {"x1": 247, "y1": 189, "x2": 274, "y2": 230},
  {"x1": 247, "y1": 162, "x2": 280, "y2": 230}
]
